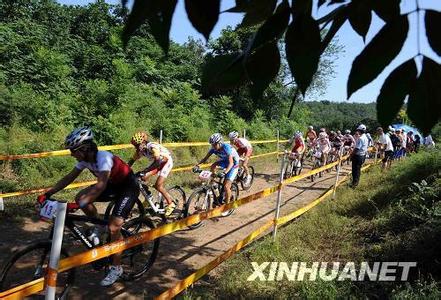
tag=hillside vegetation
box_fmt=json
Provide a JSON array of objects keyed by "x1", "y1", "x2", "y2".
[{"x1": 184, "y1": 149, "x2": 441, "y2": 299}]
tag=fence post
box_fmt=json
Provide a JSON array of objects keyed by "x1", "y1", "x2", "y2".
[
  {"x1": 332, "y1": 152, "x2": 343, "y2": 200},
  {"x1": 243, "y1": 129, "x2": 246, "y2": 139},
  {"x1": 374, "y1": 147, "x2": 378, "y2": 164},
  {"x1": 272, "y1": 151, "x2": 287, "y2": 241},
  {"x1": 159, "y1": 130, "x2": 163, "y2": 144},
  {"x1": 276, "y1": 130, "x2": 280, "y2": 162},
  {"x1": 0, "y1": 190, "x2": 3, "y2": 211},
  {"x1": 45, "y1": 201, "x2": 67, "y2": 300}
]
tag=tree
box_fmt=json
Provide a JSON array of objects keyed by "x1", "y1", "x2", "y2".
[{"x1": 122, "y1": 0, "x2": 441, "y2": 135}]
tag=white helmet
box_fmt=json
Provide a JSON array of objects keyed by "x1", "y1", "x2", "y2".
[
  {"x1": 319, "y1": 132, "x2": 327, "y2": 139},
  {"x1": 228, "y1": 131, "x2": 239, "y2": 140},
  {"x1": 357, "y1": 124, "x2": 367, "y2": 131},
  {"x1": 320, "y1": 128, "x2": 326, "y2": 133},
  {"x1": 209, "y1": 133, "x2": 223, "y2": 145},
  {"x1": 345, "y1": 129, "x2": 351, "y2": 134},
  {"x1": 294, "y1": 131, "x2": 302, "y2": 139},
  {"x1": 308, "y1": 126, "x2": 313, "y2": 130},
  {"x1": 65, "y1": 127, "x2": 93, "y2": 149}
]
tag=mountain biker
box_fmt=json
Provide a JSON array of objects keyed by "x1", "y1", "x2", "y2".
[
  {"x1": 289, "y1": 131, "x2": 305, "y2": 162},
  {"x1": 37, "y1": 127, "x2": 139, "y2": 286},
  {"x1": 343, "y1": 129, "x2": 355, "y2": 154},
  {"x1": 306, "y1": 126, "x2": 317, "y2": 148},
  {"x1": 329, "y1": 131, "x2": 343, "y2": 158},
  {"x1": 351, "y1": 124, "x2": 369, "y2": 188},
  {"x1": 195, "y1": 133, "x2": 240, "y2": 206},
  {"x1": 228, "y1": 131, "x2": 253, "y2": 185},
  {"x1": 376, "y1": 127, "x2": 394, "y2": 169},
  {"x1": 128, "y1": 131, "x2": 175, "y2": 216},
  {"x1": 317, "y1": 131, "x2": 331, "y2": 166}
]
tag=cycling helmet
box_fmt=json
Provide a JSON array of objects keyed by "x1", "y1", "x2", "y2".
[
  {"x1": 336, "y1": 130, "x2": 341, "y2": 135},
  {"x1": 228, "y1": 131, "x2": 239, "y2": 140},
  {"x1": 65, "y1": 127, "x2": 93, "y2": 149},
  {"x1": 345, "y1": 129, "x2": 351, "y2": 134},
  {"x1": 209, "y1": 133, "x2": 223, "y2": 145},
  {"x1": 131, "y1": 131, "x2": 148, "y2": 146},
  {"x1": 330, "y1": 131, "x2": 336, "y2": 136},
  {"x1": 294, "y1": 131, "x2": 302, "y2": 139},
  {"x1": 320, "y1": 128, "x2": 326, "y2": 133},
  {"x1": 308, "y1": 126, "x2": 313, "y2": 130},
  {"x1": 357, "y1": 124, "x2": 367, "y2": 131},
  {"x1": 319, "y1": 132, "x2": 327, "y2": 139}
]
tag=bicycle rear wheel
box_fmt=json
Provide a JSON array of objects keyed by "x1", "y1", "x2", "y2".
[
  {"x1": 185, "y1": 188, "x2": 211, "y2": 229},
  {"x1": 120, "y1": 217, "x2": 160, "y2": 281},
  {"x1": 240, "y1": 166, "x2": 255, "y2": 191},
  {"x1": 104, "y1": 198, "x2": 145, "y2": 222},
  {"x1": 165, "y1": 186, "x2": 187, "y2": 221},
  {"x1": 220, "y1": 183, "x2": 239, "y2": 217},
  {"x1": 0, "y1": 241, "x2": 75, "y2": 298}
]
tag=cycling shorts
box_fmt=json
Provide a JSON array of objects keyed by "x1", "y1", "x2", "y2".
[
  {"x1": 82, "y1": 172, "x2": 140, "y2": 219},
  {"x1": 149, "y1": 157, "x2": 173, "y2": 178},
  {"x1": 237, "y1": 147, "x2": 252, "y2": 157},
  {"x1": 216, "y1": 160, "x2": 239, "y2": 181}
]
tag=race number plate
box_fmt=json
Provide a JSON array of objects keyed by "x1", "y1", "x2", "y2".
[
  {"x1": 40, "y1": 200, "x2": 58, "y2": 221},
  {"x1": 198, "y1": 170, "x2": 212, "y2": 181}
]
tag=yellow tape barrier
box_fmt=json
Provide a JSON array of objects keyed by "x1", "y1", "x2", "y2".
[
  {"x1": 0, "y1": 140, "x2": 288, "y2": 161},
  {"x1": 156, "y1": 161, "x2": 377, "y2": 299},
  {"x1": 0, "y1": 151, "x2": 281, "y2": 199},
  {"x1": 0, "y1": 155, "x2": 366, "y2": 299}
]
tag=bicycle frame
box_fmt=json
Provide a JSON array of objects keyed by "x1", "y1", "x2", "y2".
[{"x1": 138, "y1": 181, "x2": 166, "y2": 215}]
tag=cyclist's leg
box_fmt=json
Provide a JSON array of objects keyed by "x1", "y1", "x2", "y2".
[
  {"x1": 154, "y1": 159, "x2": 174, "y2": 205},
  {"x1": 242, "y1": 155, "x2": 250, "y2": 177},
  {"x1": 75, "y1": 185, "x2": 114, "y2": 218},
  {"x1": 223, "y1": 167, "x2": 238, "y2": 203}
]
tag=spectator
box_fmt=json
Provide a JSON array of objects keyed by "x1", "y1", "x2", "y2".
[
  {"x1": 350, "y1": 124, "x2": 369, "y2": 188},
  {"x1": 376, "y1": 127, "x2": 394, "y2": 169},
  {"x1": 424, "y1": 135, "x2": 435, "y2": 148},
  {"x1": 414, "y1": 134, "x2": 421, "y2": 152}
]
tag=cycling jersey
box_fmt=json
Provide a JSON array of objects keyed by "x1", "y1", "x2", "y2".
[
  {"x1": 140, "y1": 142, "x2": 172, "y2": 161},
  {"x1": 330, "y1": 136, "x2": 343, "y2": 149},
  {"x1": 209, "y1": 143, "x2": 240, "y2": 167},
  {"x1": 318, "y1": 138, "x2": 331, "y2": 154},
  {"x1": 233, "y1": 138, "x2": 253, "y2": 157},
  {"x1": 306, "y1": 130, "x2": 317, "y2": 142},
  {"x1": 343, "y1": 134, "x2": 355, "y2": 147},
  {"x1": 75, "y1": 150, "x2": 131, "y2": 184},
  {"x1": 291, "y1": 137, "x2": 305, "y2": 153}
]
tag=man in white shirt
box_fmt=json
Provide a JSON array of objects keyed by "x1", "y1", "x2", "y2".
[
  {"x1": 424, "y1": 135, "x2": 435, "y2": 148},
  {"x1": 351, "y1": 124, "x2": 369, "y2": 188},
  {"x1": 376, "y1": 127, "x2": 394, "y2": 169}
]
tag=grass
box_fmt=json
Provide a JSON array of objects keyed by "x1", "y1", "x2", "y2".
[{"x1": 181, "y1": 148, "x2": 441, "y2": 299}]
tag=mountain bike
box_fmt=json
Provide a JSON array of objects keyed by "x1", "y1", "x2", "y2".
[
  {"x1": 235, "y1": 158, "x2": 255, "y2": 191},
  {"x1": 104, "y1": 174, "x2": 186, "y2": 224},
  {"x1": 310, "y1": 148, "x2": 324, "y2": 182},
  {"x1": 283, "y1": 151, "x2": 303, "y2": 179},
  {"x1": 185, "y1": 167, "x2": 240, "y2": 229},
  {"x1": 0, "y1": 198, "x2": 160, "y2": 298}
]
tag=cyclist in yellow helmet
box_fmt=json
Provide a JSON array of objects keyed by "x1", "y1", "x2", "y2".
[{"x1": 128, "y1": 131, "x2": 175, "y2": 216}]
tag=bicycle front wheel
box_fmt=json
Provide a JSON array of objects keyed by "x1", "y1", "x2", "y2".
[
  {"x1": 166, "y1": 186, "x2": 187, "y2": 221},
  {"x1": 120, "y1": 217, "x2": 160, "y2": 281},
  {"x1": 241, "y1": 166, "x2": 255, "y2": 191},
  {"x1": 185, "y1": 188, "x2": 211, "y2": 229},
  {"x1": 0, "y1": 241, "x2": 75, "y2": 298}
]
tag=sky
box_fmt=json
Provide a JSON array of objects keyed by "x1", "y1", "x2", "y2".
[{"x1": 58, "y1": 0, "x2": 441, "y2": 104}]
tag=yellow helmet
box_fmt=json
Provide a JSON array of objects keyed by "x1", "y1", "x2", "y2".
[{"x1": 131, "y1": 131, "x2": 148, "y2": 146}]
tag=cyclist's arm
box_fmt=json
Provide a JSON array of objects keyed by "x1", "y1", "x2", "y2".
[
  {"x1": 142, "y1": 150, "x2": 164, "y2": 173},
  {"x1": 77, "y1": 171, "x2": 110, "y2": 206},
  {"x1": 128, "y1": 150, "x2": 142, "y2": 167},
  {"x1": 224, "y1": 155, "x2": 234, "y2": 174},
  {"x1": 46, "y1": 167, "x2": 82, "y2": 196},
  {"x1": 197, "y1": 152, "x2": 212, "y2": 165}
]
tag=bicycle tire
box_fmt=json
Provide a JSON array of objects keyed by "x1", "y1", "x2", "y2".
[
  {"x1": 240, "y1": 166, "x2": 255, "y2": 191},
  {"x1": 0, "y1": 241, "x2": 75, "y2": 298},
  {"x1": 185, "y1": 187, "x2": 211, "y2": 229},
  {"x1": 104, "y1": 197, "x2": 145, "y2": 222},
  {"x1": 165, "y1": 186, "x2": 187, "y2": 221},
  {"x1": 220, "y1": 183, "x2": 238, "y2": 217},
  {"x1": 119, "y1": 217, "x2": 160, "y2": 281}
]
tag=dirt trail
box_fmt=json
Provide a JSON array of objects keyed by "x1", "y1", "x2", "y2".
[{"x1": 0, "y1": 159, "x2": 353, "y2": 299}]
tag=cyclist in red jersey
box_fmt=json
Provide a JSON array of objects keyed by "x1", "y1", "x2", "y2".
[
  {"x1": 37, "y1": 127, "x2": 139, "y2": 286},
  {"x1": 290, "y1": 131, "x2": 305, "y2": 160}
]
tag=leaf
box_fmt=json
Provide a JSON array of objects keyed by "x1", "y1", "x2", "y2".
[
  {"x1": 372, "y1": 0, "x2": 400, "y2": 22},
  {"x1": 148, "y1": 0, "x2": 177, "y2": 53},
  {"x1": 201, "y1": 53, "x2": 246, "y2": 93},
  {"x1": 347, "y1": 15, "x2": 408, "y2": 98},
  {"x1": 407, "y1": 57, "x2": 441, "y2": 135},
  {"x1": 245, "y1": 42, "x2": 281, "y2": 99},
  {"x1": 185, "y1": 0, "x2": 220, "y2": 40},
  {"x1": 376, "y1": 59, "x2": 417, "y2": 127},
  {"x1": 249, "y1": 0, "x2": 290, "y2": 52},
  {"x1": 321, "y1": 6, "x2": 348, "y2": 52},
  {"x1": 425, "y1": 10, "x2": 441, "y2": 56},
  {"x1": 224, "y1": 0, "x2": 250, "y2": 13},
  {"x1": 122, "y1": 0, "x2": 158, "y2": 46},
  {"x1": 293, "y1": 0, "x2": 313, "y2": 15},
  {"x1": 240, "y1": 0, "x2": 277, "y2": 27},
  {"x1": 348, "y1": 0, "x2": 372, "y2": 41},
  {"x1": 285, "y1": 13, "x2": 321, "y2": 95},
  {"x1": 318, "y1": 0, "x2": 327, "y2": 7}
]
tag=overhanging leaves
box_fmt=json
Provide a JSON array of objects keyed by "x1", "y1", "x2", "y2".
[
  {"x1": 249, "y1": 0, "x2": 290, "y2": 52},
  {"x1": 348, "y1": 0, "x2": 372, "y2": 41},
  {"x1": 285, "y1": 13, "x2": 321, "y2": 95},
  {"x1": 245, "y1": 42, "x2": 280, "y2": 99},
  {"x1": 407, "y1": 57, "x2": 441, "y2": 135},
  {"x1": 201, "y1": 53, "x2": 246, "y2": 93},
  {"x1": 372, "y1": 0, "x2": 400, "y2": 22},
  {"x1": 425, "y1": 10, "x2": 441, "y2": 56},
  {"x1": 240, "y1": 0, "x2": 277, "y2": 27},
  {"x1": 122, "y1": 0, "x2": 157, "y2": 46},
  {"x1": 376, "y1": 59, "x2": 417, "y2": 127},
  {"x1": 185, "y1": 0, "x2": 220, "y2": 40},
  {"x1": 347, "y1": 15, "x2": 408, "y2": 99},
  {"x1": 321, "y1": 6, "x2": 348, "y2": 52}
]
